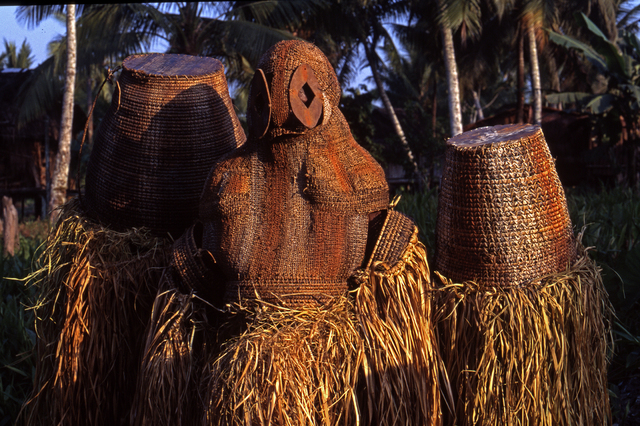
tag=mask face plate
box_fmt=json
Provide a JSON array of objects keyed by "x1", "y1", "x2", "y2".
[
  {"x1": 289, "y1": 64, "x2": 323, "y2": 129},
  {"x1": 249, "y1": 68, "x2": 271, "y2": 138}
]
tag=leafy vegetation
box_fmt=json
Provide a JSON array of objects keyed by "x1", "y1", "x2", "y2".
[{"x1": 0, "y1": 221, "x2": 47, "y2": 426}]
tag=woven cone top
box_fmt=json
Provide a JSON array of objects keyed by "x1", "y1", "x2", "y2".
[
  {"x1": 435, "y1": 124, "x2": 576, "y2": 286},
  {"x1": 84, "y1": 53, "x2": 246, "y2": 238},
  {"x1": 200, "y1": 40, "x2": 389, "y2": 306}
]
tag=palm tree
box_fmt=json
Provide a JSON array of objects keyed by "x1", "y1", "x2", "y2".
[
  {"x1": 440, "y1": 13, "x2": 464, "y2": 136},
  {"x1": 0, "y1": 38, "x2": 35, "y2": 69},
  {"x1": 17, "y1": 5, "x2": 80, "y2": 218},
  {"x1": 48, "y1": 4, "x2": 76, "y2": 219}
]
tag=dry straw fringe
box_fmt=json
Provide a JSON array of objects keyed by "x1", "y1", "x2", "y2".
[
  {"x1": 434, "y1": 236, "x2": 614, "y2": 426},
  {"x1": 20, "y1": 198, "x2": 171, "y2": 426},
  {"x1": 201, "y1": 294, "x2": 364, "y2": 426},
  {"x1": 130, "y1": 274, "x2": 209, "y2": 426},
  {"x1": 354, "y1": 230, "x2": 452, "y2": 426}
]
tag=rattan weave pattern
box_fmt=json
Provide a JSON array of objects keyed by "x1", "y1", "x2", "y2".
[
  {"x1": 366, "y1": 210, "x2": 417, "y2": 270},
  {"x1": 170, "y1": 222, "x2": 216, "y2": 291},
  {"x1": 84, "y1": 53, "x2": 245, "y2": 238},
  {"x1": 248, "y1": 40, "x2": 341, "y2": 140},
  {"x1": 435, "y1": 124, "x2": 576, "y2": 286},
  {"x1": 200, "y1": 41, "x2": 389, "y2": 307}
]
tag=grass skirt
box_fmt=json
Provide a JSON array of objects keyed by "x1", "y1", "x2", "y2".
[
  {"x1": 129, "y1": 221, "x2": 443, "y2": 425},
  {"x1": 21, "y1": 198, "x2": 171, "y2": 425},
  {"x1": 434, "y1": 238, "x2": 614, "y2": 425}
]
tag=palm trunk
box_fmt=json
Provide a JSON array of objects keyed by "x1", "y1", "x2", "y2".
[
  {"x1": 364, "y1": 43, "x2": 421, "y2": 185},
  {"x1": 49, "y1": 4, "x2": 76, "y2": 221},
  {"x1": 441, "y1": 23, "x2": 463, "y2": 136},
  {"x1": 86, "y1": 74, "x2": 94, "y2": 144},
  {"x1": 472, "y1": 89, "x2": 484, "y2": 122},
  {"x1": 546, "y1": 52, "x2": 562, "y2": 110},
  {"x1": 527, "y1": 20, "x2": 542, "y2": 125}
]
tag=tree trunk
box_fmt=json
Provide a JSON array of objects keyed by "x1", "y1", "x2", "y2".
[
  {"x1": 364, "y1": 43, "x2": 422, "y2": 185},
  {"x1": 546, "y1": 52, "x2": 562, "y2": 110},
  {"x1": 2, "y1": 196, "x2": 19, "y2": 256},
  {"x1": 441, "y1": 23, "x2": 463, "y2": 136},
  {"x1": 472, "y1": 89, "x2": 484, "y2": 122},
  {"x1": 49, "y1": 4, "x2": 77, "y2": 221},
  {"x1": 86, "y1": 75, "x2": 94, "y2": 145},
  {"x1": 517, "y1": 31, "x2": 525, "y2": 124},
  {"x1": 527, "y1": 20, "x2": 542, "y2": 125}
]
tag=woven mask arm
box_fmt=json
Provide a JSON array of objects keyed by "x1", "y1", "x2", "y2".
[{"x1": 170, "y1": 221, "x2": 227, "y2": 309}]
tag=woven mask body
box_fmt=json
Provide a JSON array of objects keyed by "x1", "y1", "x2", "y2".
[{"x1": 200, "y1": 41, "x2": 389, "y2": 306}]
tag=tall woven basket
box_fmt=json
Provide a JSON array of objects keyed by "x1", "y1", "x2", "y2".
[
  {"x1": 433, "y1": 124, "x2": 612, "y2": 425},
  {"x1": 435, "y1": 123, "x2": 576, "y2": 285},
  {"x1": 84, "y1": 53, "x2": 246, "y2": 238}
]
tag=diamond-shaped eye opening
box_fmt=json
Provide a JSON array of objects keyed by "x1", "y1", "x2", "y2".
[
  {"x1": 290, "y1": 63, "x2": 323, "y2": 129},
  {"x1": 299, "y1": 82, "x2": 315, "y2": 107}
]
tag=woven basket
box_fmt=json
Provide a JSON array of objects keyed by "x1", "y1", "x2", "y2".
[
  {"x1": 84, "y1": 53, "x2": 246, "y2": 238},
  {"x1": 434, "y1": 124, "x2": 576, "y2": 286}
]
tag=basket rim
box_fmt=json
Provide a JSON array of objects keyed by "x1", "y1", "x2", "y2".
[{"x1": 123, "y1": 52, "x2": 224, "y2": 79}]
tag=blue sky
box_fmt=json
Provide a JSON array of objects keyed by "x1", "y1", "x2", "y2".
[
  {"x1": 0, "y1": 5, "x2": 169, "y2": 68},
  {"x1": 0, "y1": 5, "x2": 64, "y2": 67},
  {"x1": 0, "y1": 4, "x2": 373, "y2": 89}
]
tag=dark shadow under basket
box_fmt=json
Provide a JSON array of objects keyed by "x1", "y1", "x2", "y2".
[
  {"x1": 84, "y1": 53, "x2": 246, "y2": 238},
  {"x1": 435, "y1": 124, "x2": 576, "y2": 286}
]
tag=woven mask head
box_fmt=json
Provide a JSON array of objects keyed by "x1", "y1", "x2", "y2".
[{"x1": 247, "y1": 40, "x2": 341, "y2": 140}]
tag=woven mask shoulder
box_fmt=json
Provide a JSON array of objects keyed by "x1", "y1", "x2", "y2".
[
  {"x1": 199, "y1": 143, "x2": 256, "y2": 223},
  {"x1": 305, "y1": 109, "x2": 389, "y2": 213},
  {"x1": 256, "y1": 40, "x2": 341, "y2": 133}
]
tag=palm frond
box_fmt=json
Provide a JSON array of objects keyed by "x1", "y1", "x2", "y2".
[
  {"x1": 15, "y1": 57, "x2": 63, "y2": 126},
  {"x1": 228, "y1": 0, "x2": 328, "y2": 29}
]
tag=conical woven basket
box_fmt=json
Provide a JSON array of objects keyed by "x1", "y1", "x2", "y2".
[
  {"x1": 84, "y1": 53, "x2": 246, "y2": 238},
  {"x1": 435, "y1": 124, "x2": 576, "y2": 286}
]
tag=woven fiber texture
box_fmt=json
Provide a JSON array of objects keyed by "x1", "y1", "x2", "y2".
[
  {"x1": 200, "y1": 40, "x2": 389, "y2": 307},
  {"x1": 435, "y1": 124, "x2": 576, "y2": 286},
  {"x1": 434, "y1": 240, "x2": 613, "y2": 425},
  {"x1": 247, "y1": 40, "x2": 341, "y2": 140},
  {"x1": 84, "y1": 53, "x2": 246, "y2": 238},
  {"x1": 364, "y1": 210, "x2": 417, "y2": 270}
]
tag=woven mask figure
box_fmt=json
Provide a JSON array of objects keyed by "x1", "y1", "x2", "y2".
[{"x1": 200, "y1": 40, "x2": 389, "y2": 306}]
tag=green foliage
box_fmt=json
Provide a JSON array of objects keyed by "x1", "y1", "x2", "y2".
[
  {"x1": 565, "y1": 186, "x2": 640, "y2": 345},
  {"x1": 0, "y1": 230, "x2": 44, "y2": 426},
  {"x1": 547, "y1": 13, "x2": 640, "y2": 120},
  {"x1": 394, "y1": 187, "x2": 439, "y2": 261},
  {"x1": 340, "y1": 88, "x2": 385, "y2": 165},
  {"x1": 0, "y1": 38, "x2": 34, "y2": 70}
]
